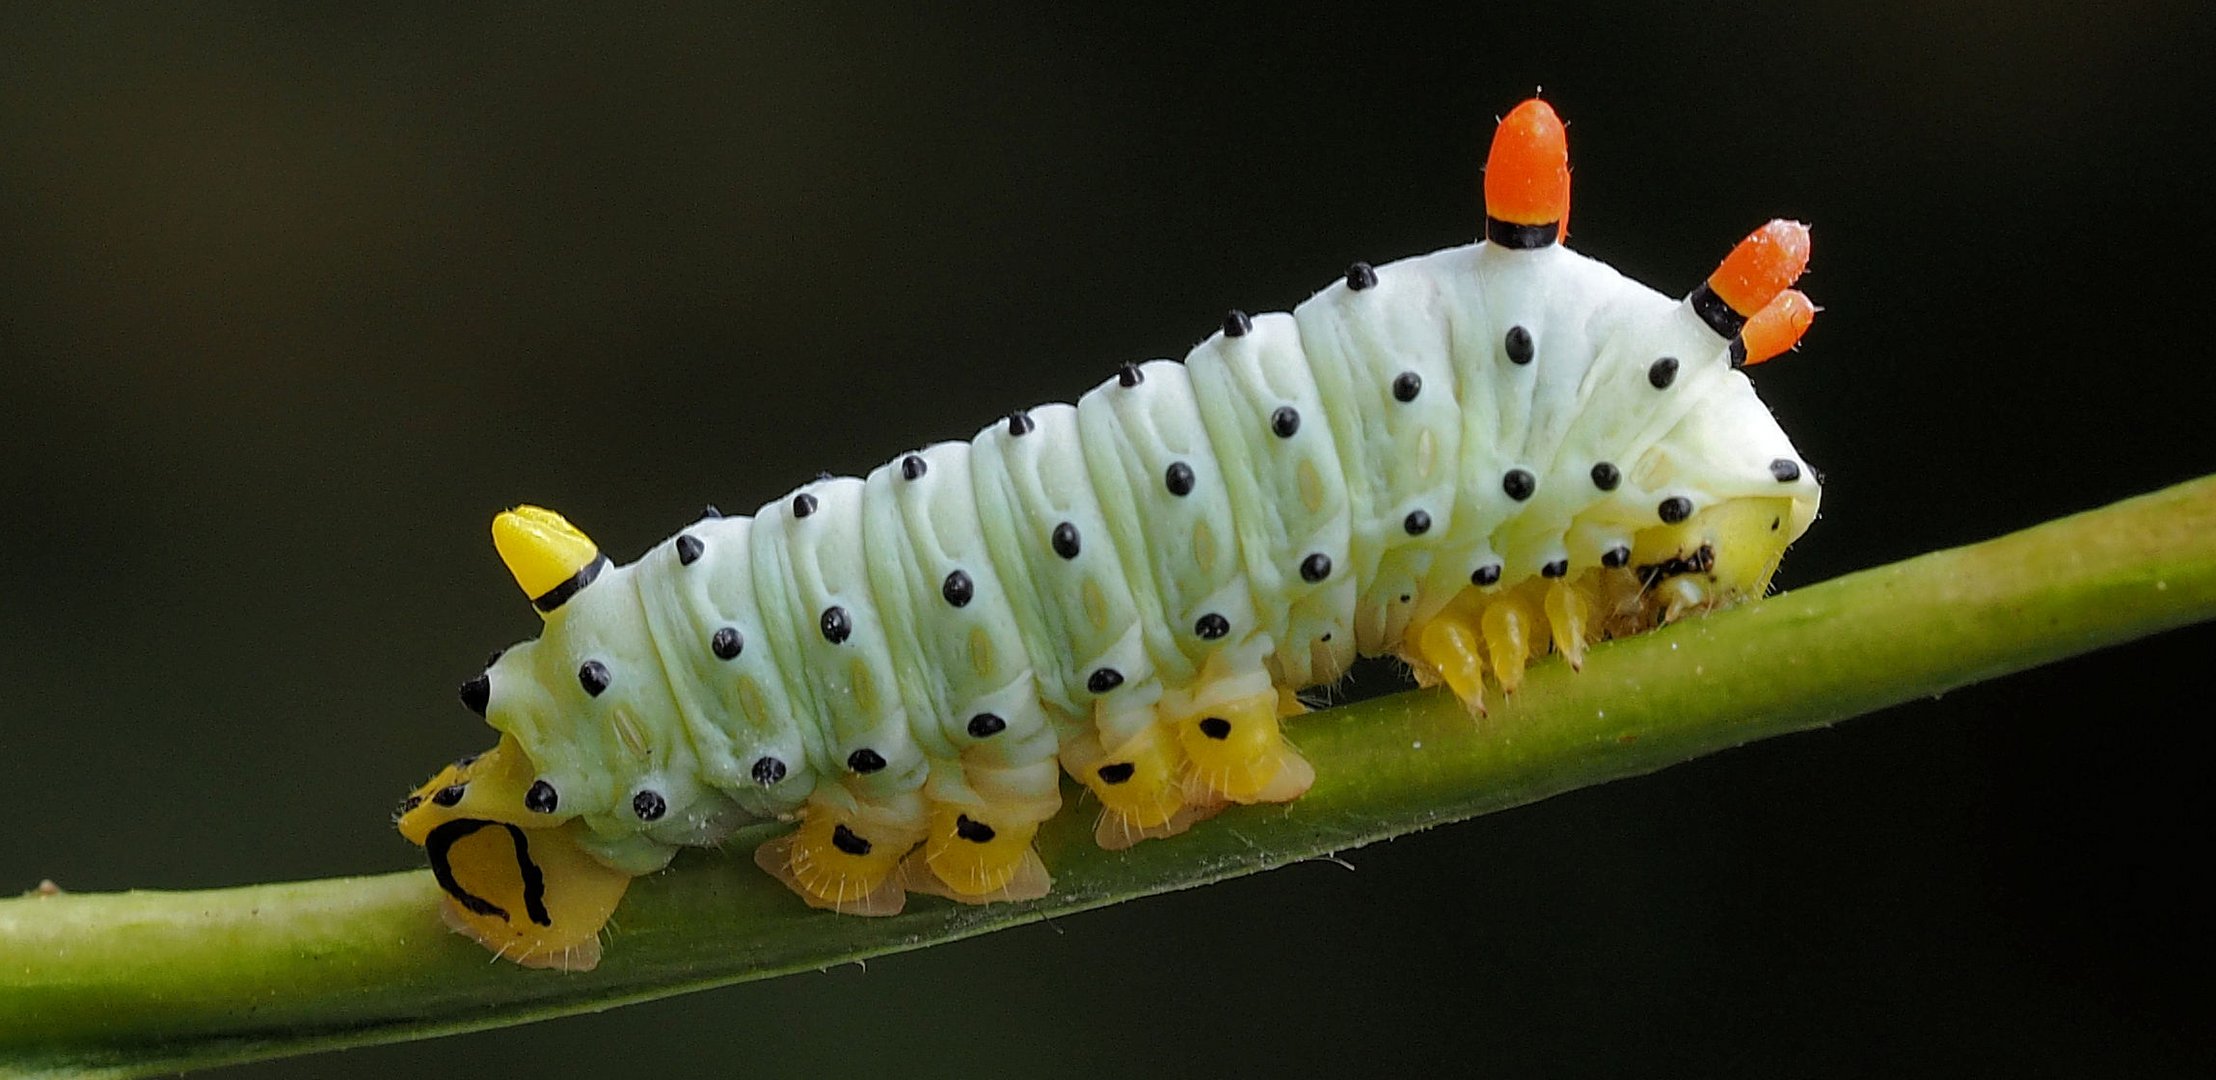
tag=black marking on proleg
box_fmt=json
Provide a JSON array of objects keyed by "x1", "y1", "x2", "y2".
[
  {"x1": 1271, "y1": 406, "x2": 1300, "y2": 438},
  {"x1": 901, "y1": 454, "x2": 927, "y2": 481},
  {"x1": 1117, "y1": 361, "x2": 1143, "y2": 388},
  {"x1": 1392, "y1": 371, "x2": 1422, "y2": 403},
  {"x1": 1591, "y1": 461, "x2": 1621, "y2": 491},
  {"x1": 942, "y1": 569, "x2": 974, "y2": 608},
  {"x1": 1051, "y1": 522, "x2": 1081, "y2": 559},
  {"x1": 954, "y1": 814, "x2": 997, "y2": 843},
  {"x1": 1300, "y1": 553, "x2": 1332, "y2": 583},
  {"x1": 1503, "y1": 469, "x2": 1536, "y2": 501},
  {"x1": 578, "y1": 660, "x2": 611, "y2": 697},
  {"x1": 1472, "y1": 563, "x2": 1503, "y2": 587},
  {"x1": 531, "y1": 554, "x2": 608, "y2": 613},
  {"x1": 1198, "y1": 716, "x2": 1232, "y2": 740},
  {"x1": 831, "y1": 823, "x2": 872, "y2": 857},
  {"x1": 1223, "y1": 309, "x2": 1252, "y2": 338},
  {"x1": 1504, "y1": 325, "x2": 1535, "y2": 365},
  {"x1": 1195, "y1": 612, "x2": 1230, "y2": 640},
  {"x1": 1602, "y1": 545, "x2": 1632, "y2": 569},
  {"x1": 1542, "y1": 559, "x2": 1569, "y2": 579},
  {"x1": 425, "y1": 819, "x2": 509, "y2": 922},
  {"x1": 1658, "y1": 497, "x2": 1694, "y2": 524},
  {"x1": 791, "y1": 493, "x2": 818, "y2": 518},
  {"x1": 1346, "y1": 262, "x2": 1377, "y2": 290},
  {"x1": 751, "y1": 756, "x2": 787, "y2": 785},
  {"x1": 525, "y1": 779, "x2": 559, "y2": 814},
  {"x1": 459, "y1": 673, "x2": 490, "y2": 716},
  {"x1": 711, "y1": 626, "x2": 744, "y2": 660},
  {"x1": 847, "y1": 748, "x2": 887, "y2": 774},
  {"x1": 1007, "y1": 410, "x2": 1034, "y2": 436},
  {"x1": 632, "y1": 790, "x2": 667, "y2": 822},
  {"x1": 820, "y1": 606, "x2": 851, "y2": 644},
  {"x1": 433, "y1": 783, "x2": 466, "y2": 807},
  {"x1": 1637, "y1": 543, "x2": 1717, "y2": 587},
  {"x1": 967, "y1": 713, "x2": 1006, "y2": 738},
  {"x1": 1403, "y1": 509, "x2": 1432, "y2": 536},
  {"x1": 1096, "y1": 762, "x2": 1136, "y2": 785},
  {"x1": 509, "y1": 824, "x2": 552, "y2": 926},
  {"x1": 1486, "y1": 217, "x2": 1558, "y2": 248},
  {"x1": 1088, "y1": 668, "x2": 1124, "y2": 694},
  {"x1": 1770, "y1": 458, "x2": 1802, "y2": 482},
  {"x1": 675, "y1": 534, "x2": 704, "y2": 566},
  {"x1": 1648, "y1": 357, "x2": 1679, "y2": 390},
  {"x1": 1687, "y1": 282, "x2": 1748, "y2": 339},
  {"x1": 1165, "y1": 461, "x2": 1195, "y2": 497}
]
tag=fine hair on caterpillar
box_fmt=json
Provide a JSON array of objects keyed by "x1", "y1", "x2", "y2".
[{"x1": 393, "y1": 97, "x2": 1821, "y2": 971}]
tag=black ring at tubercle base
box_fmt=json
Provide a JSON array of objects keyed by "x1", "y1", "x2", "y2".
[
  {"x1": 1485, "y1": 217, "x2": 1558, "y2": 249},
  {"x1": 1686, "y1": 282, "x2": 1749, "y2": 340},
  {"x1": 532, "y1": 554, "x2": 609, "y2": 613}
]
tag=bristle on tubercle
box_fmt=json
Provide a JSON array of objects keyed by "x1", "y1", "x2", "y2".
[
  {"x1": 1484, "y1": 98, "x2": 1570, "y2": 244},
  {"x1": 1741, "y1": 290, "x2": 1816, "y2": 367}
]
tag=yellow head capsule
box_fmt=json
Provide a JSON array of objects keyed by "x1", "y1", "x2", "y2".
[{"x1": 493, "y1": 505, "x2": 604, "y2": 614}]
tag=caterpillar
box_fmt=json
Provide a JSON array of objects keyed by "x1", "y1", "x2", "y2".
[{"x1": 396, "y1": 98, "x2": 1820, "y2": 971}]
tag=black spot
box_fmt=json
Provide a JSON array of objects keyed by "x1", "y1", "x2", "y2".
[
  {"x1": 1503, "y1": 469, "x2": 1536, "y2": 501},
  {"x1": 1403, "y1": 509, "x2": 1432, "y2": 536},
  {"x1": 1052, "y1": 522, "x2": 1081, "y2": 559},
  {"x1": 632, "y1": 790, "x2": 666, "y2": 822},
  {"x1": 831, "y1": 823, "x2": 872, "y2": 856},
  {"x1": 1637, "y1": 544, "x2": 1717, "y2": 587},
  {"x1": 1590, "y1": 461, "x2": 1621, "y2": 491},
  {"x1": 1392, "y1": 371, "x2": 1422, "y2": 402},
  {"x1": 751, "y1": 756, "x2": 787, "y2": 785},
  {"x1": 1602, "y1": 545, "x2": 1632, "y2": 569},
  {"x1": 1346, "y1": 261, "x2": 1377, "y2": 290},
  {"x1": 675, "y1": 534, "x2": 704, "y2": 566},
  {"x1": 397, "y1": 793, "x2": 423, "y2": 816},
  {"x1": 458, "y1": 673, "x2": 490, "y2": 716},
  {"x1": 1504, "y1": 325, "x2": 1535, "y2": 365},
  {"x1": 1223, "y1": 309, "x2": 1253, "y2": 337},
  {"x1": 1399, "y1": 593, "x2": 1412, "y2": 603},
  {"x1": 1542, "y1": 559, "x2": 1569, "y2": 579},
  {"x1": 1770, "y1": 458, "x2": 1803, "y2": 482},
  {"x1": 1771, "y1": 517, "x2": 1781, "y2": 532},
  {"x1": 711, "y1": 626, "x2": 744, "y2": 661},
  {"x1": 967, "y1": 713, "x2": 1006, "y2": 738},
  {"x1": 1007, "y1": 410, "x2": 1034, "y2": 436},
  {"x1": 1300, "y1": 553, "x2": 1333, "y2": 583},
  {"x1": 433, "y1": 784, "x2": 465, "y2": 807},
  {"x1": 1472, "y1": 563, "x2": 1503, "y2": 587},
  {"x1": 1165, "y1": 461, "x2": 1195, "y2": 497},
  {"x1": 699, "y1": 505, "x2": 722, "y2": 519},
  {"x1": 1648, "y1": 357, "x2": 1679, "y2": 389},
  {"x1": 901, "y1": 454, "x2": 927, "y2": 481},
  {"x1": 791, "y1": 492, "x2": 818, "y2": 518},
  {"x1": 942, "y1": 569, "x2": 974, "y2": 608},
  {"x1": 1198, "y1": 716, "x2": 1232, "y2": 740},
  {"x1": 1194, "y1": 612, "x2": 1230, "y2": 640},
  {"x1": 1096, "y1": 762, "x2": 1136, "y2": 785},
  {"x1": 1321, "y1": 633, "x2": 1333, "y2": 642},
  {"x1": 525, "y1": 780, "x2": 559, "y2": 814},
  {"x1": 820, "y1": 606, "x2": 851, "y2": 644},
  {"x1": 1117, "y1": 361, "x2": 1144, "y2": 388},
  {"x1": 1658, "y1": 497, "x2": 1694, "y2": 524},
  {"x1": 847, "y1": 748, "x2": 887, "y2": 774},
  {"x1": 578, "y1": 660, "x2": 611, "y2": 697},
  {"x1": 1088, "y1": 668, "x2": 1124, "y2": 694},
  {"x1": 954, "y1": 814, "x2": 998, "y2": 843},
  {"x1": 1270, "y1": 406, "x2": 1301, "y2": 438}
]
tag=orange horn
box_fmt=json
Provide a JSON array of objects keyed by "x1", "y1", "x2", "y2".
[
  {"x1": 1739, "y1": 290, "x2": 1816, "y2": 367},
  {"x1": 1691, "y1": 220, "x2": 1810, "y2": 340},
  {"x1": 1483, "y1": 98, "x2": 1570, "y2": 248}
]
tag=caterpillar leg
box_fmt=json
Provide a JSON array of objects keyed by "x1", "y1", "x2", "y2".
[
  {"x1": 1168, "y1": 682, "x2": 1314, "y2": 806},
  {"x1": 903, "y1": 761, "x2": 1061, "y2": 903},
  {"x1": 754, "y1": 793, "x2": 926, "y2": 917},
  {"x1": 1070, "y1": 722, "x2": 1223, "y2": 851}
]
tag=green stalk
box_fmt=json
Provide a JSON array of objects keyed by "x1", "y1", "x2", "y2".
[{"x1": 5, "y1": 475, "x2": 2214, "y2": 1080}]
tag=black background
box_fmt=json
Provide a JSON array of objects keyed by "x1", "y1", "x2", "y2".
[{"x1": 4, "y1": 4, "x2": 2212, "y2": 1077}]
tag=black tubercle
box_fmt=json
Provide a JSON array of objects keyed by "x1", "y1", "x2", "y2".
[
  {"x1": 1165, "y1": 461, "x2": 1195, "y2": 497},
  {"x1": 1051, "y1": 522, "x2": 1082, "y2": 559},
  {"x1": 577, "y1": 660, "x2": 611, "y2": 697},
  {"x1": 1658, "y1": 497, "x2": 1695, "y2": 524},
  {"x1": 1403, "y1": 509, "x2": 1432, "y2": 536},
  {"x1": 1088, "y1": 668, "x2": 1124, "y2": 694},
  {"x1": 901, "y1": 454, "x2": 927, "y2": 481},
  {"x1": 1270, "y1": 406, "x2": 1301, "y2": 438},
  {"x1": 1195, "y1": 612, "x2": 1230, "y2": 640},
  {"x1": 1602, "y1": 545, "x2": 1632, "y2": 569},
  {"x1": 1117, "y1": 361, "x2": 1144, "y2": 388},
  {"x1": 1591, "y1": 461, "x2": 1621, "y2": 491},
  {"x1": 632, "y1": 790, "x2": 667, "y2": 822},
  {"x1": 525, "y1": 780, "x2": 559, "y2": 814},
  {"x1": 1472, "y1": 563, "x2": 1503, "y2": 587},
  {"x1": 1770, "y1": 458, "x2": 1803, "y2": 482},
  {"x1": 1007, "y1": 410, "x2": 1034, "y2": 437},
  {"x1": 1648, "y1": 357, "x2": 1679, "y2": 389},
  {"x1": 1504, "y1": 325, "x2": 1535, "y2": 365},
  {"x1": 458, "y1": 673, "x2": 490, "y2": 716},
  {"x1": 1542, "y1": 559, "x2": 1569, "y2": 579},
  {"x1": 942, "y1": 569, "x2": 974, "y2": 608},
  {"x1": 847, "y1": 748, "x2": 887, "y2": 774},
  {"x1": 751, "y1": 756, "x2": 787, "y2": 785},
  {"x1": 675, "y1": 534, "x2": 704, "y2": 566},
  {"x1": 433, "y1": 783, "x2": 466, "y2": 807},
  {"x1": 1392, "y1": 371, "x2": 1422, "y2": 403},
  {"x1": 820, "y1": 606, "x2": 851, "y2": 644},
  {"x1": 967, "y1": 713, "x2": 1006, "y2": 738},
  {"x1": 711, "y1": 626, "x2": 744, "y2": 660},
  {"x1": 1503, "y1": 469, "x2": 1536, "y2": 501},
  {"x1": 1223, "y1": 309, "x2": 1253, "y2": 338},
  {"x1": 1300, "y1": 553, "x2": 1333, "y2": 583},
  {"x1": 791, "y1": 492, "x2": 818, "y2": 518},
  {"x1": 1346, "y1": 262, "x2": 1377, "y2": 290}
]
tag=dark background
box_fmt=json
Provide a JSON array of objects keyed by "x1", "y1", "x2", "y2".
[{"x1": 4, "y1": 3, "x2": 2213, "y2": 1076}]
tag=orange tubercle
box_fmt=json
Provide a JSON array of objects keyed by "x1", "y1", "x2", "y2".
[
  {"x1": 1741, "y1": 290, "x2": 1816, "y2": 367},
  {"x1": 1484, "y1": 99, "x2": 1570, "y2": 232},
  {"x1": 1708, "y1": 220, "x2": 1811, "y2": 315}
]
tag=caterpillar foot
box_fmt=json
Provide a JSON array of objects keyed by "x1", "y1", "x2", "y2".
[
  {"x1": 1172, "y1": 689, "x2": 1314, "y2": 805},
  {"x1": 902, "y1": 805, "x2": 1052, "y2": 903},
  {"x1": 1079, "y1": 724, "x2": 1220, "y2": 850},
  {"x1": 755, "y1": 804, "x2": 923, "y2": 916},
  {"x1": 1413, "y1": 611, "x2": 1488, "y2": 714}
]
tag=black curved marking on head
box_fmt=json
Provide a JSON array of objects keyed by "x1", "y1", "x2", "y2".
[
  {"x1": 831, "y1": 823, "x2": 872, "y2": 857},
  {"x1": 434, "y1": 783, "x2": 466, "y2": 807},
  {"x1": 1270, "y1": 406, "x2": 1301, "y2": 438},
  {"x1": 1165, "y1": 461, "x2": 1195, "y2": 497},
  {"x1": 711, "y1": 626, "x2": 744, "y2": 661},
  {"x1": 1392, "y1": 371, "x2": 1422, "y2": 403},
  {"x1": 1504, "y1": 325, "x2": 1535, "y2": 366},
  {"x1": 424, "y1": 819, "x2": 551, "y2": 927},
  {"x1": 578, "y1": 660, "x2": 611, "y2": 697},
  {"x1": 1223, "y1": 309, "x2": 1252, "y2": 338},
  {"x1": 1198, "y1": 716, "x2": 1232, "y2": 740},
  {"x1": 1648, "y1": 357, "x2": 1679, "y2": 390},
  {"x1": 954, "y1": 814, "x2": 998, "y2": 844},
  {"x1": 967, "y1": 713, "x2": 1006, "y2": 738},
  {"x1": 1051, "y1": 522, "x2": 1081, "y2": 559},
  {"x1": 1194, "y1": 612, "x2": 1230, "y2": 640},
  {"x1": 458, "y1": 673, "x2": 491, "y2": 716},
  {"x1": 1602, "y1": 545, "x2": 1632, "y2": 569},
  {"x1": 1658, "y1": 496, "x2": 1694, "y2": 524},
  {"x1": 1088, "y1": 668, "x2": 1124, "y2": 694},
  {"x1": 751, "y1": 756, "x2": 787, "y2": 785},
  {"x1": 1471, "y1": 563, "x2": 1503, "y2": 587},
  {"x1": 1117, "y1": 361, "x2": 1144, "y2": 388},
  {"x1": 847, "y1": 748, "x2": 887, "y2": 774},
  {"x1": 532, "y1": 554, "x2": 609, "y2": 613},
  {"x1": 901, "y1": 454, "x2": 927, "y2": 481},
  {"x1": 820, "y1": 606, "x2": 851, "y2": 644},
  {"x1": 1769, "y1": 458, "x2": 1803, "y2": 482},
  {"x1": 1502, "y1": 469, "x2": 1536, "y2": 502},
  {"x1": 1096, "y1": 762, "x2": 1136, "y2": 785},
  {"x1": 791, "y1": 492, "x2": 819, "y2": 518},
  {"x1": 525, "y1": 779, "x2": 559, "y2": 814},
  {"x1": 1687, "y1": 282, "x2": 1748, "y2": 339},
  {"x1": 1300, "y1": 553, "x2": 1332, "y2": 583},
  {"x1": 1007, "y1": 410, "x2": 1034, "y2": 437},
  {"x1": 1486, "y1": 217, "x2": 1558, "y2": 249},
  {"x1": 632, "y1": 790, "x2": 666, "y2": 822},
  {"x1": 1591, "y1": 461, "x2": 1621, "y2": 491},
  {"x1": 675, "y1": 534, "x2": 704, "y2": 566},
  {"x1": 1346, "y1": 262, "x2": 1377, "y2": 291},
  {"x1": 1542, "y1": 559, "x2": 1569, "y2": 579},
  {"x1": 942, "y1": 569, "x2": 974, "y2": 608},
  {"x1": 1403, "y1": 509, "x2": 1432, "y2": 536}
]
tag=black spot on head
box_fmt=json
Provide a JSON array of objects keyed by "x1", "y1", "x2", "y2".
[
  {"x1": 751, "y1": 756, "x2": 787, "y2": 785},
  {"x1": 791, "y1": 492, "x2": 818, "y2": 518},
  {"x1": 954, "y1": 814, "x2": 998, "y2": 844},
  {"x1": 1658, "y1": 497, "x2": 1694, "y2": 524},
  {"x1": 1472, "y1": 563, "x2": 1503, "y2": 587},
  {"x1": 1165, "y1": 461, "x2": 1195, "y2": 497},
  {"x1": 675, "y1": 534, "x2": 704, "y2": 566},
  {"x1": 967, "y1": 713, "x2": 1006, "y2": 738},
  {"x1": 578, "y1": 660, "x2": 611, "y2": 697},
  {"x1": 1392, "y1": 371, "x2": 1422, "y2": 403},
  {"x1": 1198, "y1": 716, "x2": 1232, "y2": 740},
  {"x1": 525, "y1": 780, "x2": 559, "y2": 814},
  {"x1": 1769, "y1": 458, "x2": 1803, "y2": 483},
  {"x1": 942, "y1": 569, "x2": 974, "y2": 608},
  {"x1": 901, "y1": 454, "x2": 927, "y2": 481},
  {"x1": 1096, "y1": 762, "x2": 1136, "y2": 785},
  {"x1": 1051, "y1": 522, "x2": 1081, "y2": 559},
  {"x1": 1223, "y1": 309, "x2": 1252, "y2": 338},
  {"x1": 831, "y1": 823, "x2": 872, "y2": 856},
  {"x1": 1403, "y1": 509, "x2": 1432, "y2": 536},
  {"x1": 1117, "y1": 361, "x2": 1144, "y2": 388},
  {"x1": 1007, "y1": 410, "x2": 1034, "y2": 436},
  {"x1": 1300, "y1": 553, "x2": 1332, "y2": 583},
  {"x1": 1194, "y1": 612, "x2": 1230, "y2": 640},
  {"x1": 1088, "y1": 668, "x2": 1124, "y2": 694},
  {"x1": 711, "y1": 626, "x2": 744, "y2": 661},
  {"x1": 820, "y1": 606, "x2": 852, "y2": 644},
  {"x1": 433, "y1": 784, "x2": 466, "y2": 807},
  {"x1": 1346, "y1": 262, "x2": 1377, "y2": 290},
  {"x1": 847, "y1": 748, "x2": 887, "y2": 774},
  {"x1": 1504, "y1": 325, "x2": 1535, "y2": 365},
  {"x1": 1648, "y1": 357, "x2": 1680, "y2": 389},
  {"x1": 632, "y1": 790, "x2": 666, "y2": 822},
  {"x1": 1270, "y1": 406, "x2": 1300, "y2": 438},
  {"x1": 458, "y1": 673, "x2": 490, "y2": 716},
  {"x1": 1591, "y1": 461, "x2": 1621, "y2": 491},
  {"x1": 1602, "y1": 545, "x2": 1632, "y2": 569},
  {"x1": 1502, "y1": 469, "x2": 1536, "y2": 501},
  {"x1": 1542, "y1": 559, "x2": 1569, "y2": 579}
]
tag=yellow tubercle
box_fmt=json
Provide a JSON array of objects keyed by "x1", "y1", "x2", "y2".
[
  {"x1": 1480, "y1": 594, "x2": 1537, "y2": 693},
  {"x1": 492, "y1": 505, "x2": 601, "y2": 609},
  {"x1": 1544, "y1": 579, "x2": 1592, "y2": 671},
  {"x1": 1416, "y1": 614, "x2": 1488, "y2": 713}
]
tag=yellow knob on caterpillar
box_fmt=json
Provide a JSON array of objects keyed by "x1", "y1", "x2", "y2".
[{"x1": 493, "y1": 505, "x2": 605, "y2": 615}]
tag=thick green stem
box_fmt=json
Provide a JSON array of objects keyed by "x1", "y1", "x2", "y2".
[{"x1": 5, "y1": 475, "x2": 2214, "y2": 1079}]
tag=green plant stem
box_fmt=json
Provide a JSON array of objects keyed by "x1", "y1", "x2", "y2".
[{"x1": 5, "y1": 475, "x2": 2215, "y2": 1079}]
